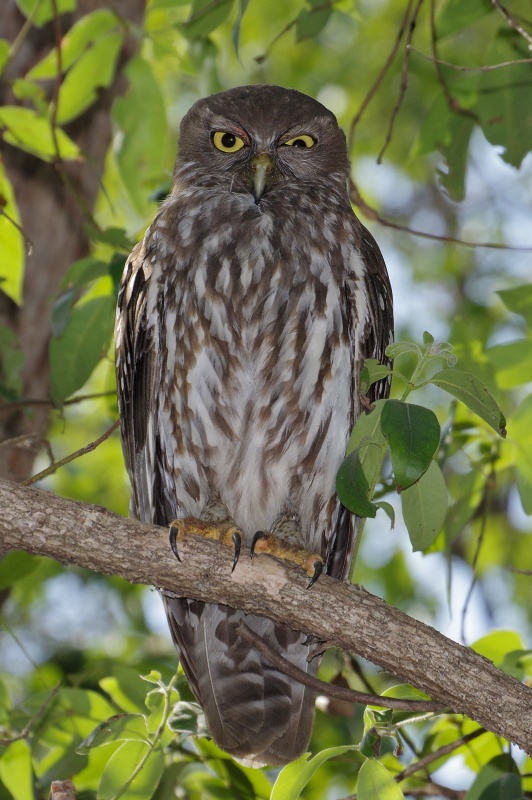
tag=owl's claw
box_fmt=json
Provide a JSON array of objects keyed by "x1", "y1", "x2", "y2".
[
  {"x1": 169, "y1": 523, "x2": 181, "y2": 562},
  {"x1": 168, "y1": 517, "x2": 243, "y2": 571},
  {"x1": 250, "y1": 529, "x2": 324, "y2": 588},
  {"x1": 231, "y1": 531, "x2": 241, "y2": 572}
]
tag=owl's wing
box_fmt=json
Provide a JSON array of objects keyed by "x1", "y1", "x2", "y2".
[
  {"x1": 115, "y1": 244, "x2": 171, "y2": 526},
  {"x1": 354, "y1": 223, "x2": 394, "y2": 402},
  {"x1": 326, "y1": 221, "x2": 394, "y2": 581}
]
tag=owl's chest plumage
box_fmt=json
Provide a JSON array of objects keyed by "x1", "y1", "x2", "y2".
[{"x1": 144, "y1": 187, "x2": 356, "y2": 539}]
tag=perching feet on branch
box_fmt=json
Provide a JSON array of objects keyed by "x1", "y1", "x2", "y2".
[{"x1": 168, "y1": 513, "x2": 323, "y2": 588}]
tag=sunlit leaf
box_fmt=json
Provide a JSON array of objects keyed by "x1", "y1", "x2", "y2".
[
  {"x1": 98, "y1": 740, "x2": 164, "y2": 800},
  {"x1": 28, "y1": 9, "x2": 121, "y2": 79},
  {"x1": 50, "y1": 295, "x2": 115, "y2": 407},
  {"x1": 271, "y1": 746, "x2": 359, "y2": 800},
  {"x1": 168, "y1": 701, "x2": 207, "y2": 736},
  {"x1": 0, "y1": 163, "x2": 24, "y2": 304},
  {"x1": 0, "y1": 106, "x2": 81, "y2": 161},
  {"x1": 232, "y1": 0, "x2": 250, "y2": 54},
  {"x1": 0, "y1": 39, "x2": 9, "y2": 75},
  {"x1": 430, "y1": 369, "x2": 506, "y2": 437},
  {"x1": 100, "y1": 668, "x2": 153, "y2": 715},
  {"x1": 15, "y1": 0, "x2": 76, "y2": 28},
  {"x1": 0, "y1": 739, "x2": 34, "y2": 800},
  {"x1": 401, "y1": 460, "x2": 448, "y2": 551},
  {"x1": 381, "y1": 400, "x2": 440, "y2": 489},
  {"x1": 508, "y1": 394, "x2": 532, "y2": 514},
  {"x1": 59, "y1": 257, "x2": 110, "y2": 292},
  {"x1": 357, "y1": 758, "x2": 404, "y2": 800},
  {"x1": 471, "y1": 630, "x2": 525, "y2": 667},
  {"x1": 56, "y1": 31, "x2": 125, "y2": 124}
]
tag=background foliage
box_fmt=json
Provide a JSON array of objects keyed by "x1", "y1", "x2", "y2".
[{"x1": 1, "y1": 0, "x2": 532, "y2": 798}]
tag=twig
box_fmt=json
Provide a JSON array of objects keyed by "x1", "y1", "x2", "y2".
[
  {"x1": 0, "y1": 684, "x2": 60, "y2": 745},
  {"x1": 394, "y1": 727, "x2": 486, "y2": 781},
  {"x1": 1, "y1": 391, "x2": 116, "y2": 413},
  {"x1": 349, "y1": 178, "x2": 532, "y2": 251},
  {"x1": 377, "y1": 0, "x2": 425, "y2": 163},
  {"x1": 409, "y1": 46, "x2": 532, "y2": 72},
  {"x1": 429, "y1": 0, "x2": 477, "y2": 121},
  {"x1": 0, "y1": 208, "x2": 33, "y2": 255},
  {"x1": 22, "y1": 419, "x2": 120, "y2": 486},
  {"x1": 491, "y1": 0, "x2": 532, "y2": 47},
  {"x1": 236, "y1": 621, "x2": 444, "y2": 713},
  {"x1": 348, "y1": 0, "x2": 415, "y2": 149}
]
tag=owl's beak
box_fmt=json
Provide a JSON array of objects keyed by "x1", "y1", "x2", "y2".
[{"x1": 249, "y1": 153, "x2": 273, "y2": 203}]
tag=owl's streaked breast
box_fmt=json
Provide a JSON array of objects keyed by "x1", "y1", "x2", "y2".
[{"x1": 144, "y1": 186, "x2": 358, "y2": 544}]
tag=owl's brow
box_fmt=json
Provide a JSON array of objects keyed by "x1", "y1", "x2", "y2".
[{"x1": 211, "y1": 122, "x2": 250, "y2": 145}]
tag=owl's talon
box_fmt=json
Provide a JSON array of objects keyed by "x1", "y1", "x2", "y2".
[
  {"x1": 306, "y1": 559, "x2": 323, "y2": 589},
  {"x1": 169, "y1": 523, "x2": 181, "y2": 562},
  {"x1": 250, "y1": 530, "x2": 267, "y2": 559},
  {"x1": 231, "y1": 531, "x2": 242, "y2": 572}
]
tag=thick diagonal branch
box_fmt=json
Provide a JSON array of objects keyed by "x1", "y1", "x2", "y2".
[{"x1": 1, "y1": 478, "x2": 531, "y2": 755}]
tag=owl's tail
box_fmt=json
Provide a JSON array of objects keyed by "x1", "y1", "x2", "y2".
[{"x1": 162, "y1": 594, "x2": 317, "y2": 767}]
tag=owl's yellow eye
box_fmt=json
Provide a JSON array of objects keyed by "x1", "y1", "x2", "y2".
[
  {"x1": 212, "y1": 131, "x2": 246, "y2": 153},
  {"x1": 283, "y1": 135, "x2": 316, "y2": 148}
]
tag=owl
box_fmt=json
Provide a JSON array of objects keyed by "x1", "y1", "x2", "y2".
[{"x1": 115, "y1": 84, "x2": 393, "y2": 767}]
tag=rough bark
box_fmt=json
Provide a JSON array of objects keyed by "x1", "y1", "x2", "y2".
[
  {"x1": 0, "y1": 477, "x2": 530, "y2": 755},
  {"x1": 0, "y1": 0, "x2": 146, "y2": 482}
]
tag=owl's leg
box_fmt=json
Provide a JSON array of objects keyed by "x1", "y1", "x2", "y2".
[
  {"x1": 169, "y1": 496, "x2": 243, "y2": 571},
  {"x1": 250, "y1": 514, "x2": 324, "y2": 588}
]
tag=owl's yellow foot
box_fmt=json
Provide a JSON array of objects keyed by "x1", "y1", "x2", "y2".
[
  {"x1": 169, "y1": 517, "x2": 242, "y2": 572},
  {"x1": 250, "y1": 530, "x2": 323, "y2": 588}
]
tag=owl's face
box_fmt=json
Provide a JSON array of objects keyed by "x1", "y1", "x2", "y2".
[{"x1": 174, "y1": 85, "x2": 350, "y2": 202}]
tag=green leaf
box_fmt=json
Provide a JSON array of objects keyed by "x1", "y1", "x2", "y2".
[
  {"x1": 438, "y1": 113, "x2": 475, "y2": 201},
  {"x1": 0, "y1": 39, "x2": 10, "y2": 76},
  {"x1": 0, "y1": 106, "x2": 81, "y2": 162},
  {"x1": 430, "y1": 369, "x2": 506, "y2": 437},
  {"x1": 436, "y1": 0, "x2": 494, "y2": 38},
  {"x1": 182, "y1": 0, "x2": 234, "y2": 40},
  {"x1": 508, "y1": 394, "x2": 532, "y2": 514},
  {"x1": 271, "y1": 746, "x2": 359, "y2": 800},
  {"x1": 385, "y1": 341, "x2": 422, "y2": 361},
  {"x1": 113, "y1": 57, "x2": 168, "y2": 212},
  {"x1": 381, "y1": 400, "x2": 440, "y2": 490},
  {"x1": 100, "y1": 668, "x2": 153, "y2": 715},
  {"x1": 0, "y1": 323, "x2": 24, "y2": 398},
  {"x1": 357, "y1": 758, "x2": 404, "y2": 800},
  {"x1": 500, "y1": 649, "x2": 532, "y2": 682},
  {"x1": 0, "y1": 739, "x2": 34, "y2": 800},
  {"x1": 78, "y1": 714, "x2": 148, "y2": 753},
  {"x1": 401, "y1": 460, "x2": 448, "y2": 551},
  {"x1": 0, "y1": 550, "x2": 40, "y2": 589},
  {"x1": 168, "y1": 701, "x2": 207, "y2": 736},
  {"x1": 28, "y1": 9, "x2": 121, "y2": 79},
  {"x1": 15, "y1": 0, "x2": 76, "y2": 28},
  {"x1": 59, "y1": 257, "x2": 110, "y2": 292},
  {"x1": 471, "y1": 630, "x2": 525, "y2": 667},
  {"x1": 98, "y1": 741, "x2": 164, "y2": 800},
  {"x1": 296, "y1": 4, "x2": 331, "y2": 42},
  {"x1": 360, "y1": 359, "x2": 392, "y2": 395},
  {"x1": 0, "y1": 163, "x2": 24, "y2": 304},
  {"x1": 49, "y1": 295, "x2": 115, "y2": 407},
  {"x1": 336, "y1": 445, "x2": 378, "y2": 518},
  {"x1": 465, "y1": 754, "x2": 521, "y2": 800},
  {"x1": 486, "y1": 339, "x2": 532, "y2": 389},
  {"x1": 497, "y1": 283, "x2": 532, "y2": 327},
  {"x1": 477, "y1": 34, "x2": 532, "y2": 168},
  {"x1": 56, "y1": 31, "x2": 125, "y2": 124},
  {"x1": 231, "y1": 0, "x2": 250, "y2": 54}
]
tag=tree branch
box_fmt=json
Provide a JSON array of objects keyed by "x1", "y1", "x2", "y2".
[{"x1": 1, "y1": 478, "x2": 531, "y2": 755}]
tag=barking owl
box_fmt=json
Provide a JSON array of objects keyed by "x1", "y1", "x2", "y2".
[{"x1": 115, "y1": 84, "x2": 393, "y2": 767}]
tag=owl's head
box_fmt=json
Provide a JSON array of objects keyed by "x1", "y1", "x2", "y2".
[{"x1": 174, "y1": 85, "x2": 350, "y2": 201}]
